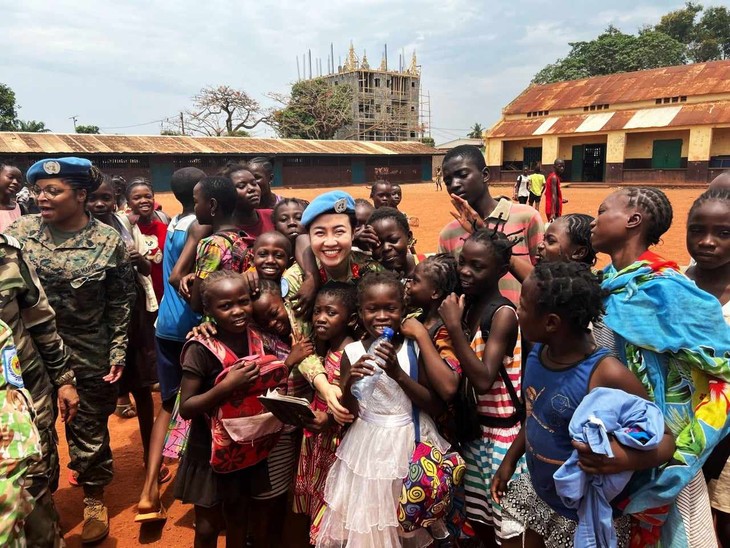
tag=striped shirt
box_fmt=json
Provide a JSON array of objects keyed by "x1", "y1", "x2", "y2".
[{"x1": 437, "y1": 198, "x2": 544, "y2": 304}]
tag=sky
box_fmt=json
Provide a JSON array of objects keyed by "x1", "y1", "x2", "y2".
[{"x1": 1, "y1": 0, "x2": 687, "y2": 145}]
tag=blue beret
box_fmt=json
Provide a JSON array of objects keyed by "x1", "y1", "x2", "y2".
[
  {"x1": 26, "y1": 157, "x2": 93, "y2": 185},
  {"x1": 301, "y1": 190, "x2": 356, "y2": 228}
]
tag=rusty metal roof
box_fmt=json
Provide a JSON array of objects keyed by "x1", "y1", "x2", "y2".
[
  {"x1": 0, "y1": 133, "x2": 436, "y2": 156},
  {"x1": 487, "y1": 100, "x2": 730, "y2": 139},
  {"x1": 503, "y1": 61, "x2": 730, "y2": 115}
]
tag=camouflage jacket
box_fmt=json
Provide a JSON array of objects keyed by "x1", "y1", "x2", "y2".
[
  {"x1": 6, "y1": 216, "x2": 136, "y2": 378},
  {"x1": 0, "y1": 234, "x2": 70, "y2": 399}
]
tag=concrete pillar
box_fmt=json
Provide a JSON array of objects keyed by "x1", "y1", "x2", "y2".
[
  {"x1": 541, "y1": 136, "x2": 559, "y2": 169},
  {"x1": 606, "y1": 131, "x2": 626, "y2": 184},
  {"x1": 485, "y1": 138, "x2": 502, "y2": 182},
  {"x1": 687, "y1": 126, "x2": 712, "y2": 184}
]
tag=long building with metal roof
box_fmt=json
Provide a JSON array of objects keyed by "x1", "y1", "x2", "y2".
[
  {"x1": 484, "y1": 60, "x2": 730, "y2": 185},
  {"x1": 0, "y1": 133, "x2": 435, "y2": 190}
]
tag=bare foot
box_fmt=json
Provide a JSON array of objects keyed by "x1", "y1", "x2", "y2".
[{"x1": 137, "y1": 483, "x2": 161, "y2": 514}]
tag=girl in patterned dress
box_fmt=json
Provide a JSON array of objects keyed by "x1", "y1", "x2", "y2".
[
  {"x1": 438, "y1": 227, "x2": 524, "y2": 547},
  {"x1": 294, "y1": 282, "x2": 357, "y2": 543}
]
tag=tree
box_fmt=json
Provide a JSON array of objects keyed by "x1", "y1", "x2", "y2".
[
  {"x1": 271, "y1": 78, "x2": 353, "y2": 140},
  {"x1": 655, "y1": 2, "x2": 703, "y2": 44},
  {"x1": 655, "y1": 2, "x2": 729, "y2": 61},
  {"x1": 420, "y1": 136, "x2": 435, "y2": 147},
  {"x1": 174, "y1": 85, "x2": 268, "y2": 137},
  {"x1": 75, "y1": 124, "x2": 100, "y2": 134},
  {"x1": 0, "y1": 83, "x2": 18, "y2": 131},
  {"x1": 15, "y1": 119, "x2": 50, "y2": 132},
  {"x1": 468, "y1": 123, "x2": 484, "y2": 139}
]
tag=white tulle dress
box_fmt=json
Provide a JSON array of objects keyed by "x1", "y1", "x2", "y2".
[{"x1": 315, "y1": 339, "x2": 450, "y2": 548}]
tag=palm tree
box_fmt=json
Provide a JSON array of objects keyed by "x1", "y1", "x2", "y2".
[
  {"x1": 467, "y1": 123, "x2": 484, "y2": 139},
  {"x1": 15, "y1": 119, "x2": 50, "y2": 132}
]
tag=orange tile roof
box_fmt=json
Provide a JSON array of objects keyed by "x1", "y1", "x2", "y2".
[
  {"x1": 0, "y1": 133, "x2": 435, "y2": 156},
  {"x1": 503, "y1": 61, "x2": 730, "y2": 115}
]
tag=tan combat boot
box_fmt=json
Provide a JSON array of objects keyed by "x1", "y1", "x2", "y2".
[{"x1": 81, "y1": 497, "x2": 109, "y2": 544}]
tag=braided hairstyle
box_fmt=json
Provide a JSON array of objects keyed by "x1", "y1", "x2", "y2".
[
  {"x1": 465, "y1": 224, "x2": 520, "y2": 271},
  {"x1": 273, "y1": 197, "x2": 309, "y2": 219},
  {"x1": 419, "y1": 253, "x2": 461, "y2": 299},
  {"x1": 200, "y1": 270, "x2": 249, "y2": 313},
  {"x1": 562, "y1": 213, "x2": 598, "y2": 266},
  {"x1": 532, "y1": 261, "x2": 607, "y2": 333},
  {"x1": 688, "y1": 187, "x2": 730, "y2": 219},
  {"x1": 318, "y1": 281, "x2": 357, "y2": 317},
  {"x1": 367, "y1": 206, "x2": 410, "y2": 234},
  {"x1": 623, "y1": 187, "x2": 673, "y2": 246},
  {"x1": 219, "y1": 162, "x2": 252, "y2": 179},
  {"x1": 357, "y1": 270, "x2": 405, "y2": 308},
  {"x1": 125, "y1": 176, "x2": 154, "y2": 200}
]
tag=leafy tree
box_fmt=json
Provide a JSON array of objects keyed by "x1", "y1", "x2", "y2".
[
  {"x1": 174, "y1": 85, "x2": 268, "y2": 137},
  {"x1": 160, "y1": 129, "x2": 181, "y2": 136},
  {"x1": 0, "y1": 83, "x2": 18, "y2": 131},
  {"x1": 468, "y1": 123, "x2": 484, "y2": 139},
  {"x1": 15, "y1": 119, "x2": 50, "y2": 132},
  {"x1": 693, "y1": 6, "x2": 730, "y2": 60},
  {"x1": 655, "y1": 2, "x2": 703, "y2": 44},
  {"x1": 76, "y1": 124, "x2": 100, "y2": 134},
  {"x1": 271, "y1": 78, "x2": 353, "y2": 140},
  {"x1": 419, "y1": 136, "x2": 435, "y2": 147}
]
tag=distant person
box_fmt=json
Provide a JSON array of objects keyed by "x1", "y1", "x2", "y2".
[
  {"x1": 513, "y1": 166, "x2": 530, "y2": 205},
  {"x1": 390, "y1": 183, "x2": 402, "y2": 209},
  {"x1": 528, "y1": 166, "x2": 546, "y2": 210},
  {"x1": 0, "y1": 163, "x2": 23, "y2": 231},
  {"x1": 369, "y1": 179, "x2": 393, "y2": 209},
  {"x1": 438, "y1": 145, "x2": 544, "y2": 305},
  {"x1": 545, "y1": 159, "x2": 567, "y2": 222},
  {"x1": 709, "y1": 170, "x2": 730, "y2": 191},
  {"x1": 435, "y1": 165, "x2": 443, "y2": 191},
  {"x1": 247, "y1": 157, "x2": 282, "y2": 208}
]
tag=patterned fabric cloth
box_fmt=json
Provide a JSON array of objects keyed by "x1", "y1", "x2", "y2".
[
  {"x1": 294, "y1": 350, "x2": 344, "y2": 544},
  {"x1": 0, "y1": 318, "x2": 41, "y2": 548},
  {"x1": 601, "y1": 251, "x2": 730, "y2": 547},
  {"x1": 194, "y1": 229, "x2": 255, "y2": 278},
  {"x1": 463, "y1": 324, "x2": 525, "y2": 536},
  {"x1": 438, "y1": 198, "x2": 544, "y2": 304}
]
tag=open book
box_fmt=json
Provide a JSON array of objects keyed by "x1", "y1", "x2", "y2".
[{"x1": 258, "y1": 389, "x2": 315, "y2": 427}]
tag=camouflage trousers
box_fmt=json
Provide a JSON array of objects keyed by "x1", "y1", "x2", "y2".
[
  {"x1": 65, "y1": 374, "x2": 118, "y2": 492},
  {"x1": 0, "y1": 458, "x2": 35, "y2": 548},
  {"x1": 23, "y1": 390, "x2": 63, "y2": 548}
]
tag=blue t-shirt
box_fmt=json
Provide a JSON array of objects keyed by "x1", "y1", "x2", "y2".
[
  {"x1": 155, "y1": 214, "x2": 201, "y2": 341},
  {"x1": 523, "y1": 343, "x2": 610, "y2": 519}
]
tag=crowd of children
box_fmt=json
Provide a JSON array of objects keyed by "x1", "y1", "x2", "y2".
[{"x1": 0, "y1": 146, "x2": 730, "y2": 548}]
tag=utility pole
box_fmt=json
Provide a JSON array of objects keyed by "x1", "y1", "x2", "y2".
[
  {"x1": 180, "y1": 112, "x2": 186, "y2": 135},
  {"x1": 69, "y1": 115, "x2": 78, "y2": 131}
]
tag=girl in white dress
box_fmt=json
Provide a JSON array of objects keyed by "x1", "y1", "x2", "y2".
[{"x1": 316, "y1": 271, "x2": 449, "y2": 548}]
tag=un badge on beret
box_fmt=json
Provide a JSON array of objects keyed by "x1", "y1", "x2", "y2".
[
  {"x1": 334, "y1": 198, "x2": 347, "y2": 213},
  {"x1": 43, "y1": 161, "x2": 61, "y2": 175}
]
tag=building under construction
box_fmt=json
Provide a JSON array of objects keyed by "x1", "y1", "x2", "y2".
[{"x1": 300, "y1": 44, "x2": 423, "y2": 142}]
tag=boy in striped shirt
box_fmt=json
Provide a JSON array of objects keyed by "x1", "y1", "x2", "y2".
[{"x1": 437, "y1": 145, "x2": 544, "y2": 304}]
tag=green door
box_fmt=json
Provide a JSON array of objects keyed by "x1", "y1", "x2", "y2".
[
  {"x1": 149, "y1": 158, "x2": 174, "y2": 191},
  {"x1": 351, "y1": 159, "x2": 366, "y2": 184},
  {"x1": 571, "y1": 145, "x2": 584, "y2": 182},
  {"x1": 652, "y1": 139, "x2": 682, "y2": 169}
]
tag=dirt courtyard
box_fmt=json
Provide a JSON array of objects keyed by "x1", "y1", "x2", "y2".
[{"x1": 54, "y1": 182, "x2": 704, "y2": 546}]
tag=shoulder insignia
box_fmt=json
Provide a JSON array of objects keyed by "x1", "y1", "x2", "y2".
[{"x1": 0, "y1": 234, "x2": 22, "y2": 249}]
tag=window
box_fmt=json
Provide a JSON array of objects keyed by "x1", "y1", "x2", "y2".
[
  {"x1": 375, "y1": 78, "x2": 380, "y2": 87},
  {"x1": 410, "y1": 132, "x2": 416, "y2": 138},
  {"x1": 411, "y1": 82, "x2": 416, "y2": 87}
]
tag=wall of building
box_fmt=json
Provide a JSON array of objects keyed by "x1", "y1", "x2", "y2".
[
  {"x1": 557, "y1": 135, "x2": 607, "y2": 160},
  {"x1": 502, "y1": 139, "x2": 542, "y2": 163},
  {"x1": 711, "y1": 128, "x2": 730, "y2": 157},
  {"x1": 624, "y1": 130, "x2": 690, "y2": 158}
]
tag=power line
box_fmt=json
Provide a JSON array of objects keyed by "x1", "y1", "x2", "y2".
[{"x1": 98, "y1": 117, "x2": 176, "y2": 131}]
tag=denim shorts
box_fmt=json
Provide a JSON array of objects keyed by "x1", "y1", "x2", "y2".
[{"x1": 155, "y1": 337, "x2": 185, "y2": 403}]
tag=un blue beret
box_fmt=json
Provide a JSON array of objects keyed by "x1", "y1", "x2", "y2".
[
  {"x1": 26, "y1": 157, "x2": 94, "y2": 185},
  {"x1": 301, "y1": 190, "x2": 356, "y2": 228}
]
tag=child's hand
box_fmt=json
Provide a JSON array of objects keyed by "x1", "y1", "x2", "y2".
[
  {"x1": 400, "y1": 317, "x2": 427, "y2": 340},
  {"x1": 371, "y1": 341, "x2": 400, "y2": 379},
  {"x1": 354, "y1": 224, "x2": 380, "y2": 251},
  {"x1": 303, "y1": 410, "x2": 331, "y2": 434},
  {"x1": 287, "y1": 340, "x2": 314, "y2": 366},
  {"x1": 243, "y1": 270, "x2": 260, "y2": 297},
  {"x1": 571, "y1": 439, "x2": 637, "y2": 475},
  {"x1": 323, "y1": 383, "x2": 354, "y2": 425},
  {"x1": 223, "y1": 359, "x2": 260, "y2": 392},
  {"x1": 178, "y1": 273, "x2": 195, "y2": 300},
  {"x1": 292, "y1": 275, "x2": 317, "y2": 319},
  {"x1": 187, "y1": 321, "x2": 217, "y2": 340},
  {"x1": 438, "y1": 293, "x2": 465, "y2": 330},
  {"x1": 349, "y1": 355, "x2": 377, "y2": 380},
  {"x1": 491, "y1": 459, "x2": 517, "y2": 504},
  {"x1": 128, "y1": 249, "x2": 145, "y2": 267},
  {"x1": 449, "y1": 194, "x2": 484, "y2": 234}
]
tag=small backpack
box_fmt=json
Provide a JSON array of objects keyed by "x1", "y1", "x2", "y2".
[
  {"x1": 180, "y1": 334, "x2": 288, "y2": 474},
  {"x1": 216, "y1": 229, "x2": 255, "y2": 274}
]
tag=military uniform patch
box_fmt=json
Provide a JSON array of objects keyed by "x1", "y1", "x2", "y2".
[
  {"x1": 333, "y1": 198, "x2": 347, "y2": 213},
  {"x1": 2, "y1": 344, "x2": 23, "y2": 388}
]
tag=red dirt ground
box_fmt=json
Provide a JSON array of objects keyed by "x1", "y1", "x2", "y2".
[{"x1": 54, "y1": 183, "x2": 703, "y2": 546}]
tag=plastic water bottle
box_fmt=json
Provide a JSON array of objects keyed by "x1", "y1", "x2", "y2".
[{"x1": 351, "y1": 327, "x2": 395, "y2": 401}]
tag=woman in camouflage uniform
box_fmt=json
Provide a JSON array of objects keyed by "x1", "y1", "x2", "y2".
[{"x1": 6, "y1": 157, "x2": 135, "y2": 544}]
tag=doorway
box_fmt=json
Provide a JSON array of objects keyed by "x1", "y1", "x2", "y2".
[{"x1": 571, "y1": 144, "x2": 605, "y2": 182}]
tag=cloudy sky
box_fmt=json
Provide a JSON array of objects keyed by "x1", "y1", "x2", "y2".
[{"x1": 2, "y1": 0, "x2": 686, "y2": 144}]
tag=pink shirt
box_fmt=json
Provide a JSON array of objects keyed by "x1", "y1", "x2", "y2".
[{"x1": 0, "y1": 205, "x2": 21, "y2": 233}]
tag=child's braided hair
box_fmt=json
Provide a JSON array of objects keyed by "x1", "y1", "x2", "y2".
[
  {"x1": 623, "y1": 187, "x2": 673, "y2": 246},
  {"x1": 465, "y1": 215, "x2": 524, "y2": 269},
  {"x1": 688, "y1": 187, "x2": 730, "y2": 218},
  {"x1": 357, "y1": 270, "x2": 404, "y2": 307},
  {"x1": 419, "y1": 253, "x2": 461, "y2": 298},
  {"x1": 562, "y1": 213, "x2": 597, "y2": 266},
  {"x1": 200, "y1": 270, "x2": 248, "y2": 312},
  {"x1": 532, "y1": 261, "x2": 607, "y2": 333}
]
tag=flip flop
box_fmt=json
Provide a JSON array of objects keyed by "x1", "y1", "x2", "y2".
[
  {"x1": 134, "y1": 503, "x2": 168, "y2": 524},
  {"x1": 115, "y1": 403, "x2": 137, "y2": 419},
  {"x1": 157, "y1": 464, "x2": 172, "y2": 484},
  {"x1": 68, "y1": 470, "x2": 79, "y2": 486}
]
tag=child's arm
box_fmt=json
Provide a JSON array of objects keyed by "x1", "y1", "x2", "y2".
[
  {"x1": 290, "y1": 234, "x2": 320, "y2": 319},
  {"x1": 401, "y1": 318, "x2": 459, "y2": 402},
  {"x1": 169, "y1": 221, "x2": 213, "y2": 290},
  {"x1": 179, "y1": 358, "x2": 260, "y2": 420},
  {"x1": 439, "y1": 294, "x2": 517, "y2": 394},
  {"x1": 575, "y1": 356, "x2": 676, "y2": 474},
  {"x1": 338, "y1": 352, "x2": 362, "y2": 417},
  {"x1": 491, "y1": 426, "x2": 525, "y2": 504}
]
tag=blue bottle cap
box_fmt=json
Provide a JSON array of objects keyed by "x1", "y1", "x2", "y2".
[{"x1": 381, "y1": 327, "x2": 395, "y2": 340}]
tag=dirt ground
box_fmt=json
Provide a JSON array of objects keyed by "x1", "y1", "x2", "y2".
[{"x1": 54, "y1": 182, "x2": 703, "y2": 546}]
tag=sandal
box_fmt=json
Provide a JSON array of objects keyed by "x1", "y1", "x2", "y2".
[
  {"x1": 157, "y1": 464, "x2": 172, "y2": 484},
  {"x1": 115, "y1": 403, "x2": 137, "y2": 419},
  {"x1": 68, "y1": 470, "x2": 79, "y2": 486},
  {"x1": 135, "y1": 503, "x2": 168, "y2": 524}
]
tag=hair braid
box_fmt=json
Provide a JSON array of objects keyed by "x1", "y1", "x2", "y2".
[
  {"x1": 624, "y1": 187, "x2": 673, "y2": 246},
  {"x1": 563, "y1": 213, "x2": 597, "y2": 266},
  {"x1": 688, "y1": 188, "x2": 730, "y2": 219},
  {"x1": 420, "y1": 253, "x2": 461, "y2": 298}
]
